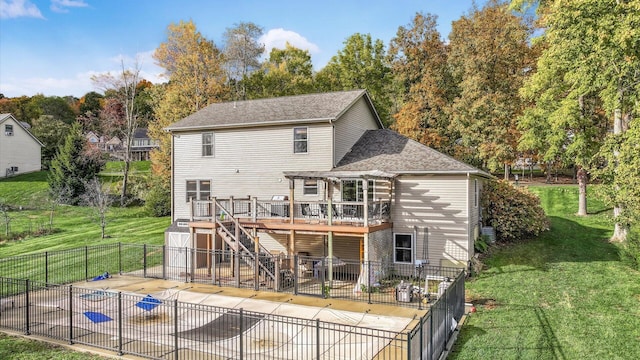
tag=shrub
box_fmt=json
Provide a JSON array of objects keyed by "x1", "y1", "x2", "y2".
[
  {"x1": 620, "y1": 231, "x2": 640, "y2": 270},
  {"x1": 144, "y1": 177, "x2": 171, "y2": 217},
  {"x1": 481, "y1": 180, "x2": 549, "y2": 242}
]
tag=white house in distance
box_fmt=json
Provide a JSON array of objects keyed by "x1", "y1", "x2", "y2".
[
  {"x1": 164, "y1": 90, "x2": 491, "y2": 283},
  {"x1": 0, "y1": 114, "x2": 43, "y2": 178}
]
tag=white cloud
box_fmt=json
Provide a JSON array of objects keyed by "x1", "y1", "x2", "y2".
[
  {"x1": 0, "y1": 50, "x2": 167, "y2": 98},
  {"x1": 50, "y1": 0, "x2": 87, "y2": 13},
  {"x1": 259, "y1": 28, "x2": 320, "y2": 56},
  {"x1": 0, "y1": 0, "x2": 44, "y2": 19}
]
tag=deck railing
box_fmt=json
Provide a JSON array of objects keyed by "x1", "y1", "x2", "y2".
[{"x1": 191, "y1": 198, "x2": 391, "y2": 225}]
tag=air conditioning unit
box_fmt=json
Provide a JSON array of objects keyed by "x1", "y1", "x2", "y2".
[
  {"x1": 11, "y1": 166, "x2": 18, "y2": 172},
  {"x1": 4, "y1": 131, "x2": 13, "y2": 136}
]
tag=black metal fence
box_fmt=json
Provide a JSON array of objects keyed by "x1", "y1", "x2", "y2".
[{"x1": 0, "y1": 243, "x2": 466, "y2": 359}]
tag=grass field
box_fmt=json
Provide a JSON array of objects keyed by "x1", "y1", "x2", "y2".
[
  {"x1": 451, "y1": 185, "x2": 640, "y2": 359},
  {"x1": 0, "y1": 333, "x2": 104, "y2": 359},
  {"x1": 0, "y1": 166, "x2": 169, "y2": 257}
]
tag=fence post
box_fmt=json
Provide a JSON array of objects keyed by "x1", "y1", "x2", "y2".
[
  {"x1": 444, "y1": 288, "x2": 449, "y2": 350},
  {"x1": 294, "y1": 255, "x2": 299, "y2": 296},
  {"x1": 174, "y1": 299, "x2": 179, "y2": 360},
  {"x1": 143, "y1": 244, "x2": 148, "y2": 278},
  {"x1": 254, "y1": 253, "x2": 259, "y2": 292},
  {"x1": 239, "y1": 308, "x2": 244, "y2": 360},
  {"x1": 367, "y1": 261, "x2": 372, "y2": 304},
  {"x1": 316, "y1": 318, "x2": 321, "y2": 360},
  {"x1": 321, "y1": 257, "x2": 326, "y2": 299},
  {"x1": 85, "y1": 246, "x2": 89, "y2": 281},
  {"x1": 235, "y1": 252, "x2": 240, "y2": 288},
  {"x1": 25, "y1": 279, "x2": 30, "y2": 335},
  {"x1": 429, "y1": 312, "x2": 433, "y2": 360},
  {"x1": 184, "y1": 247, "x2": 188, "y2": 283},
  {"x1": 118, "y1": 243, "x2": 122, "y2": 275},
  {"x1": 162, "y1": 245, "x2": 166, "y2": 280},
  {"x1": 118, "y1": 292, "x2": 123, "y2": 356},
  {"x1": 45, "y1": 252, "x2": 49, "y2": 285},
  {"x1": 190, "y1": 247, "x2": 196, "y2": 283},
  {"x1": 407, "y1": 330, "x2": 411, "y2": 360},
  {"x1": 419, "y1": 315, "x2": 424, "y2": 360},
  {"x1": 275, "y1": 255, "x2": 280, "y2": 292},
  {"x1": 69, "y1": 285, "x2": 73, "y2": 344}
]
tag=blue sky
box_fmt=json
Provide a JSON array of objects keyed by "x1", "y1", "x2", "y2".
[{"x1": 0, "y1": 0, "x2": 487, "y2": 98}]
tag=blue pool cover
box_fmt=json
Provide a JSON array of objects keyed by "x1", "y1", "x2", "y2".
[{"x1": 136, "y1": 294, "x2": 162, "y2": 311}]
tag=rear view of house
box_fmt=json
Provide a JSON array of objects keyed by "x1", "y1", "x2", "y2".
[
  {"x1": 164, "y1": 90, "x2": 490, "y2": 284},
  {"x1": 0, "y1": 114, "x2": 43, "y2": 178}
]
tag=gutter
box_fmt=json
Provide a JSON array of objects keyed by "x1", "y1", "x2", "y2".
[{"x1": 164, "y1": 117, "x2": 335, "y2": 132}]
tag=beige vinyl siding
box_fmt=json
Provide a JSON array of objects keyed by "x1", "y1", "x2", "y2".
[
  {"x1": 392, "y1": 175, "x2": 470, "y2": 266},
  {"x1": 0, "y1": 117, "x2": 41, "y2": 178},
  {"x1": 333, "y1": 97, "x2": 381, "y2": 166},
  {"x1": 172, "y1": 123, "x2": 334, "y2": 220}
]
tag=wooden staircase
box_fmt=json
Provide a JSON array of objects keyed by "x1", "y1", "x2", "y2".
[{"x1": 214, "y1": 207, "x2": 276, "y2": 283}]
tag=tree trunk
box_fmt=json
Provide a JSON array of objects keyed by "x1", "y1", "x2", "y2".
[
  {"x1": 576, "y1": 166, "x2": 587, "y2": 216},
  {"x1": 121, "y1": 157, "x2": 130, "y2": 207},
  {"x1": 611, "y1": 107, "x2": 627, "y2": 242},
  {"x1": 504, "y1": 163, "x2": 510, "y2": 181}
]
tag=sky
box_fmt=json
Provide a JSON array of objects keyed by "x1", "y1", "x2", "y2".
[{"x1": 0, "y1": 0, "x2": 488, "y2": 98}]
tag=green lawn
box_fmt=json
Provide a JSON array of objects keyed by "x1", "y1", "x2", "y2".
[
  {"x1": 0, "y1": 333, "x2": 104, "y2": 359},
  {"x1": 451, "y1": 185, "x2": 640, "y2": 359},
  {"x1": 0, "y1": 170, "x2": 169, "y2": 257}
]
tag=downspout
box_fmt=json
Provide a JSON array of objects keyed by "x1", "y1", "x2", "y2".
[
  {"x1": 171, "y1": 133, "x2": 175, "y2": 223},
  {"x1": 466, "y1": 173, "x2": 472, "y2": 264}
]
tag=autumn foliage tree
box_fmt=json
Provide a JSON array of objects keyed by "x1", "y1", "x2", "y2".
[
  {"x1": 448, "y1": 0, "x2": 534, "y2": 177},
  {"x1": 147, "y1": 20, "x2": 228, "y2": 216},
  {"x1": 389, "y1": 13, "x2": 457, "y2": 154}
]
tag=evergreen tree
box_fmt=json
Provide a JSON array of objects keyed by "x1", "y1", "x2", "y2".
[{"x1": 48, "y1": 123, "x2": 104, "y2": 205}]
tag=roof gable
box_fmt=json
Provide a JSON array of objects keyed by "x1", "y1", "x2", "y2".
[
  {"x1": 334, "y1": 129, "x2": 490, "y2": 176},
  {"x1": 0, "y1": 113, "x2": 44, "y2": 147},
  {"x1": 165, "y1": 90, "x2": 382, "y2": 131}
]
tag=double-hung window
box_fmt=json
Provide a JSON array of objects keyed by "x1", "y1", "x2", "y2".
[
  {"x1": 186, "y1": 180, "x2": 211, "y2": 202},
  {"x1": 293, "y1": 127, "x2": 308, "y2": 153},
  {"x1": 303, "y1": 179, "x2": 318, "y2": 195},
  {"x1": 394, "y1": 233, "x2": 413, "y2": 263},
  {"x1": 5, "y1": 124, "x2": 13, "y2": 136},
  {"x1": 202, "y1": 132, "x2": 214, "y2": 157}
]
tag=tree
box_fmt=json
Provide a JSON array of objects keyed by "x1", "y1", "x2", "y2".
[
  {"x1": 149, "y1": 20, "x2": 228, "y2": 215},
  {"x1": 30, "y1": 115, "x2": 71, "y2": 168},
  {"x1": 153, "y1": 20, "x2": 228, "y2": 113},
  {"x1": 244, "y1": 43, "x2": 315, "y2": 98},
  {"x1": 81, "y1": 177, "x2": 114, "y2": 239},
  {"x1": 222, "y1": 22, "x2": 265, "y2": 100},
  {"x1": 48, "y1": 123, "x2": 104, "y2": 205},
  {"x1": 316, "y1": 33, "x2": 393, "y2": 125},
  {"x1": 448, "y1": 0, "x2": 534, "y2": 177},
  {"x1": 92, "y1": 62, "x2": 145, "y2": 207},
  {"x1": 25, "y1": 94, "x2": 77, "y2": 124},
  {"x1": 514, "y1": 0, "x2": 640, "y2": 240},
  {"x1": 389, "y1": 13, "x2": 457, "y2": 154}
]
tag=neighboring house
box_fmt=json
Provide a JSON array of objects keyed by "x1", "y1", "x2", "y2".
[
  {"x1": 130, "y1": 128, "x2": 158, "y2": 161},
  {"x1": 0, "y1": 113, "x2": 43, "y2": 178},
  {"x1": 164, "y1": 90, "x2": 491, "y2": 283},
  {"x1": 105, "y1": 136, "x2": 122, "y2": 152}
]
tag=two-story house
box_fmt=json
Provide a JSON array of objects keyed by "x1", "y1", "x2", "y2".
[
  {"x1": 1, "y1": 114, "x2": 43, "y2": 178},
  {"x1": 164, "y1": 90, "x2": 490, "y2": 284}
]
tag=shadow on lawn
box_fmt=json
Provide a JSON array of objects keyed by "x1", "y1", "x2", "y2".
[{"x1": 451, "y1": 304, "x2": 567, "y2": 360}]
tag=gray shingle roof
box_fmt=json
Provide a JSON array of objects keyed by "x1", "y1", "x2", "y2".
[
  {"x1": 334, "y1": 129, "x2": 491, "y2": 176},
  {"x1": 166, "y1": 90, "x2": 380, "y2": 131}
]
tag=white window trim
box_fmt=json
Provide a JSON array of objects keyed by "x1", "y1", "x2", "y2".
[
  {"x1": 293, "y1": 127, "x2": 308, "y2": 154},
  {"x1": 393, "y1": 233, "x2": 414, "y2": 264},
  {"x1": 202, "y1": 132, "x2": 214, "y2": 157}
]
